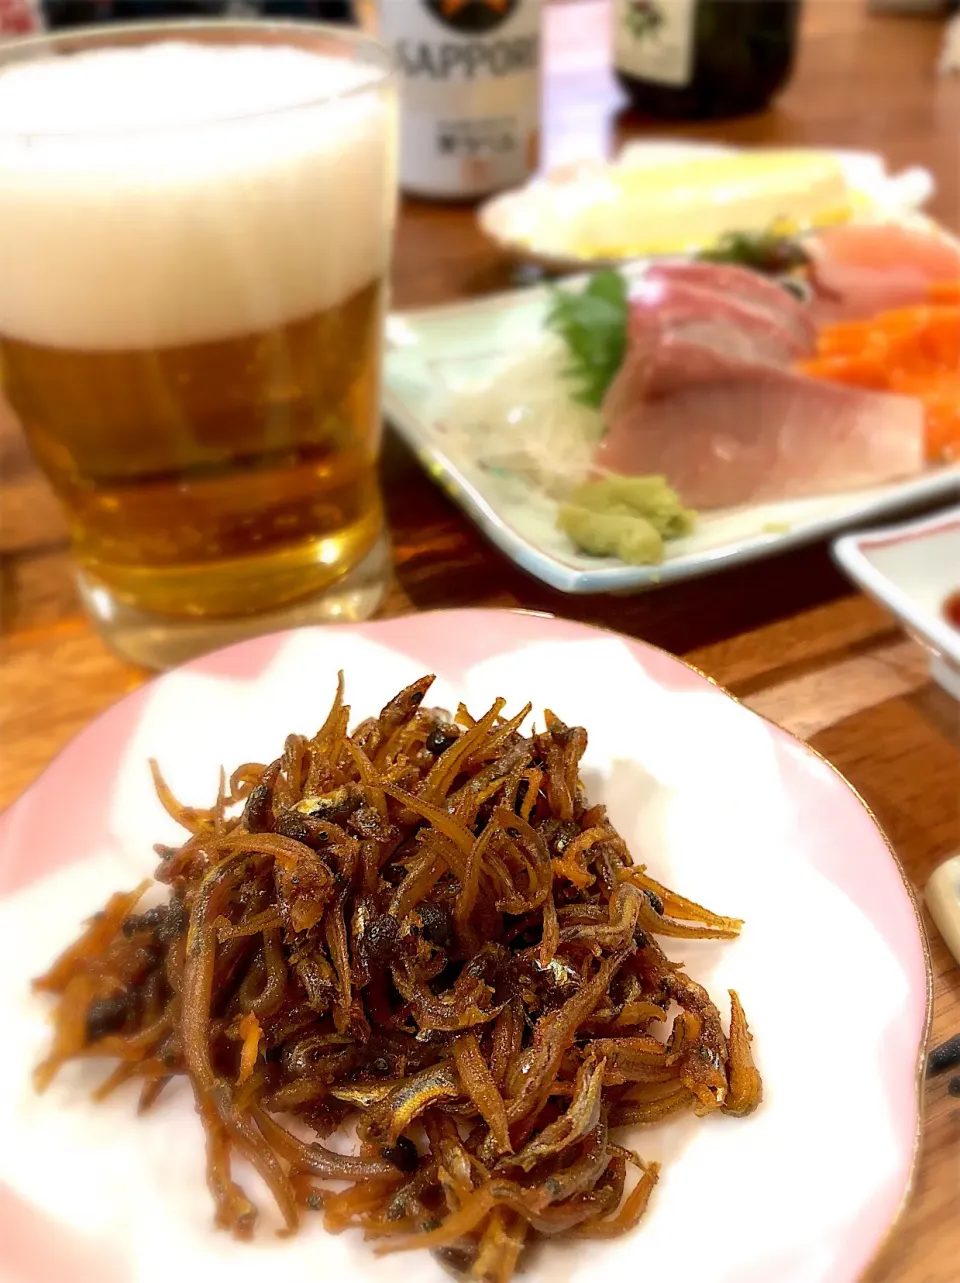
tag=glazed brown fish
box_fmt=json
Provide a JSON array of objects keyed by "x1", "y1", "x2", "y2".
[{"x1": 34, "y1": 675, "x2": 761, "y2": 1281}]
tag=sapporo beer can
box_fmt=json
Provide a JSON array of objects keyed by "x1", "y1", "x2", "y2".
[{"x1": 378, "y1": 0, "x2": 541, "y2": 200}]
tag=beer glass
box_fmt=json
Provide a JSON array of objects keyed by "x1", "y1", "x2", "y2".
[{"x1": 0, "y1": 21, "x2": 397, "y2": 667}]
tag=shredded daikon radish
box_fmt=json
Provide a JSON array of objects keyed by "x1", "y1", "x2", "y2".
[{"x1": 450, "y1": 334, "x2": 604, "y2": 498}]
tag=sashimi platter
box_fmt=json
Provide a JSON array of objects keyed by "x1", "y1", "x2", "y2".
[{"x1": 384, "y1": 146, "x2": 960, "y2": 592}]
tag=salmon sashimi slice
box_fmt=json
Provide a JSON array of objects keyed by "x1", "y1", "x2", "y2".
[{"x1": 808, "y1": 223, "x2": 960, "y2": 325}]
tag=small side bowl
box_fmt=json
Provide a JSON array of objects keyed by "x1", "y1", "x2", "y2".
[{"x1": 833, "y1": 504, "x2": 960, "y2": 701}]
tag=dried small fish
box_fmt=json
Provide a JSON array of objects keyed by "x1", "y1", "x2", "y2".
[{"x1": 34, "y1": 673, "x2": 759, "y2": 1281}]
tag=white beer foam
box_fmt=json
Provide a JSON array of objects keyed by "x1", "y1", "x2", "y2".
[{"x1": 0, "y1": 42, "x2": 395, "y2": 350}]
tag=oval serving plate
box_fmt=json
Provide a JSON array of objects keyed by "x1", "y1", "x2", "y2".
[
  {"x1": 0, "y1": 610, "x2": 930, "y2": 1283},
  {"x1": 478, "y1": 142, "x2": 935, "y2": 274}
]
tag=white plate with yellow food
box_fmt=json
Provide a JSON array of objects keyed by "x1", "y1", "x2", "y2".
[{"x1": 478, "y1": 143, "x2": 934, "y2": 272}]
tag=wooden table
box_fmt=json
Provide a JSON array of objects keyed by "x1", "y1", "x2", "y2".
[{"x1": 1, "y1": 0, "x2": 959, "y2": 1277}]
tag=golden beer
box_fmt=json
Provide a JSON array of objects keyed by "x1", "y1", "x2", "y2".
[
  {"x1": 3, "y1": 281, "x2": 385, "y2": 618},
  {"x1": 0, "y1": 24, "x2": 397, "y2": 662}
]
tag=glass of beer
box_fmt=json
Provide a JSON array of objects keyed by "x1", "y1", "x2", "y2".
[{"x1": 0, "y1": 20, "x2": 397, "y2": 667}]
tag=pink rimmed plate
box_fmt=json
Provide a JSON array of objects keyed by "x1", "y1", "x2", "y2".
[{"x1": 0, "y1": 610, "x2": 930, "y2": 1283}]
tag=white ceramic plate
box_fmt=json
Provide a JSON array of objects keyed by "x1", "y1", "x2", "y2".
[
  {"x1": 384, "y1": 280, "x2": 960, "y2": 594},
  {"x1": 0, "y1": 611, "x2": 930, "y2": 1283},
  {"x1": 478, "y1": 143, "x2": 935, "y2": 273},
  {"x1": 833, "y1": 504, "x2": 960, "y2": 701}
]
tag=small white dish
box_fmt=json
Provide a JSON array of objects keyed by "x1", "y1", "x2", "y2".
[
  {"x1": 833, "y1": 505, "x2": 960, "y2": 700},
  {"x1": 478, "y1": 142, "x2": 935, "y2": 272}
]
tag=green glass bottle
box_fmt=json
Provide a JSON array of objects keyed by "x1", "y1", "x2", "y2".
[{"x1": 613, "y1": 0, "x2": 802, "y2": 121}]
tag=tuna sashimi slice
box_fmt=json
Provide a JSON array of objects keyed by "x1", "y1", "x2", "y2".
[
  {"x1": 598, "y1": 341, "x2": 925, "y2": 510},
  {"x1": 629, "y1": 274, "x2": 814, "y2": 368},
  {"x1": 644, "y1": 259, "x2": 818, "y2": 350}
]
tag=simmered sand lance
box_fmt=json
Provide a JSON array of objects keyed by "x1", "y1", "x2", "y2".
[{"x1": 34, "y1": 676, "x2": 761, "y2": 1280}]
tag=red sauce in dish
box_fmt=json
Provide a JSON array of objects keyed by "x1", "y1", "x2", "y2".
[{"x1": 945, "y1": 591, "x2": 960, "y2": 631}]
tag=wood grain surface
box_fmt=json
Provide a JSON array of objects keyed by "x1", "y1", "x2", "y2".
[{"x1": 1, "y1": 1, "x2": 958, "y2": 1278}]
